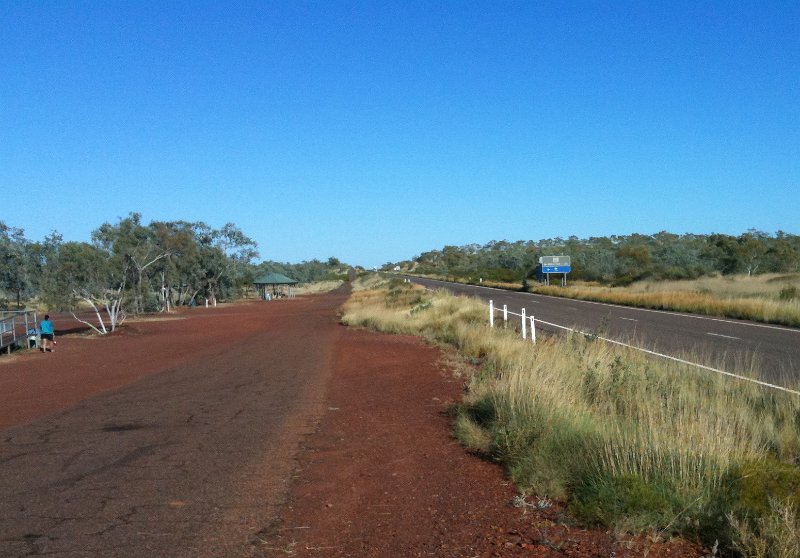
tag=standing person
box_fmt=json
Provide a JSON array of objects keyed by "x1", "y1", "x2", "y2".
[{"x1": 40, "y1": 315, "x2": 55, "y2": 352}]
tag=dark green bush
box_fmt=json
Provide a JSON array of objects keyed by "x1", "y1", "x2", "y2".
[
  {"x1": 465, "y1": 395, "x2": 496, "y2": 428},
  {"x1": 728, "y1": 458, "x2": 800, "y2": 518},
  {"x1": 384, "y1": 280, "x2": 425, "y2": 308},
  {"x1": 569, "y1": 475, "x2": 682, "y2": 531},
  {"x1": 779, "y1": 286, "x2": 798, "y2": 301},
  {"x1": 611, "y1": 275, "x2": 636, "y2": 287}
]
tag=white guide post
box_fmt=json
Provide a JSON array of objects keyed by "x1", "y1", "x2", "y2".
[
  {"x1": 503, "y1": 304, "x2": 507, "y2": 327},
  {"x1": 530, "y1": 316, "x2": 536, "y2": 344},
  {"x1": 489, "y1": 300, "x2": 494, "y2": 328},
  {"x1": 521, "y1": 307, "x2": 527, "y2": 339}
]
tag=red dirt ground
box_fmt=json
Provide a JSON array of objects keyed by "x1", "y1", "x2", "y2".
[
  {"x1": 0, "y1": 306, "x2": 276, "y2": 430},
  {"x1": 1, "y1": 295, "x2": 709, "y2": 557},
  {"x1": 258, "y1": 328, "x2": 708, "y2": 558}
]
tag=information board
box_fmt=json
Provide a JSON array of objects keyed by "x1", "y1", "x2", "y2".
[{"x1": 539, "y1": 256, "x2": 571, "y2": 274}]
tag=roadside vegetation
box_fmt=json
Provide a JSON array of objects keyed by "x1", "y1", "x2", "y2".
[
  {"x1": 387, "y1": 231, "x2": 800, "y2": 327},
  {"x1": 344, "y1": 276, "x2": 800, "y2": 557},
  {"x1": 1, "y1": 216, "x2": 353, "y2": 334},
  {"x1": 533, "y1": 274, "x2": 800, "y2": 327},
  {"x1": 407, "y1": 271, "x2": 800, "y2": 328},
  {"x1": 443, "y1": 272, "x2": 800, "y2": 328},
  {"x1": 254, "y1": 256, "x2": 351, "y2": 285},
  {"x1": 294, "y1": 280, "x2": 345, "y2": 295}
]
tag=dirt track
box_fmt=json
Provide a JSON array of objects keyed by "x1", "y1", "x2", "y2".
[{"x1": 0, "y1": 289, "x2": 706, "y2": 557}]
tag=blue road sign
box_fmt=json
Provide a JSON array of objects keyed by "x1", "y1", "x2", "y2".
[{"x1": 542, "y1": 265, "x2": 571, "y2": 273}]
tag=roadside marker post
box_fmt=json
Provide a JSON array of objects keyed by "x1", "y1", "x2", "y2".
[
  {"x1": 484, "y1": 300, "x2": 800, "y2": 397},
  {"x1": 503, "y1": 304, "x2": 508, "y2": 327},
  {"x1": 521, "y1": 308, "x2": 527, "y2": 340},
  {"x1": 489, "y1": 300, "x2": 494, "y2": 328}
]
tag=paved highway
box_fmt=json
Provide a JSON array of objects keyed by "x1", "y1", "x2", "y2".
[{"x1": 409, "y1": 277, "x2": 800, "y2": 387}]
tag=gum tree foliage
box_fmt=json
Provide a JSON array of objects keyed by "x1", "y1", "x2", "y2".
[
  {"x1": 92, "y1": 213, "x2": 171, "y2": 314},
  {"x1": 1, "y1": 215, "x2": 260, "y2": 328},
  {"x1": 90, "y1": 215, "x2": 258, "y2": 311},
  {"x1": 58, "y1": 242, "x2": 126, "y2": 334},
  {"x1": 252, "y1": 257, "x2": 347, "y2": 284},
  {"x1": 187, "y1": 221, "x2": 259, "y2": 305},
  {"x1": 0, "y1": 221, "x2": 31, "y2": 308},
  {"x1": 29, "y1": 232, "x2": 67, "y2": 308},
  {"x1": 406, "y1": 231, "x2": 800, "y2": 284}
]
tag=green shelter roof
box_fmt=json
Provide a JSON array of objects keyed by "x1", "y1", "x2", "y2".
[{"x1": 253, "y1": 272, "x2": 298, "y2": 285}]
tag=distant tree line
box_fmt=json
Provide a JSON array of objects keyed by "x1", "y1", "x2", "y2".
[
  {"x1": 252, "y1": 256, "x2": 349, "y2": 284},
  {"x1": 393, "y1": 231, "x2": 800, "y2": 285},
  {"x1": 0, "y1": 214, "x2": 260, "y2": 330}
]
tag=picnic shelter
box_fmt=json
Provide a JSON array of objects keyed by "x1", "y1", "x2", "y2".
[{"x1": 253, "y1": 272, "x2": 298, "y2": 299}]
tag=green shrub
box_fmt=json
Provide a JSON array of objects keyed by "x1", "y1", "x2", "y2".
[
  {"x1": 729, "y1": 459, "x2": 800, "y2": 518},
  {"x1": 453, "y1": 410, "x2": 493, "y2": 455},
  {"x1": 464, "y1": 395, "x2": 496, "y2": 428},
  {"x1": 611, "y1": 274, "x2": 636, "y2": 287},
  {"x1": 779, "y1": 286, "x2": 798, "y2": 301},
  {"x1": 505, "y1": 417, "x2": 600, "y2": 500},
  {"x1": 570, "y1": 474, "x2": 681, "y2": 531},
  {"x1": 384, "y1": 281, "x2": 425, "y2": 308}
]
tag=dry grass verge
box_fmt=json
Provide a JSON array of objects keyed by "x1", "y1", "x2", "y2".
[
  {"x1": 294, "y1": 280, "x2": 345, "y2": 295},
  {"x1": 343, "y1": 277, "x2": 800, "y2": 556},
  {"x1": 409, "y1": 273, "x2": 800, "y2": 327},
  {"x1": 534, "y1": 275, "x2": 800, "y2": 327}
]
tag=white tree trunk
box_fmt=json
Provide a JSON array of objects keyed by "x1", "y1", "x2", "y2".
[
  {"x1": 71, "y1": 286, "x2": 125, "y2": 335},
  {"x1": 71, "y1": 294, "x2": 107, "y2": 335}
]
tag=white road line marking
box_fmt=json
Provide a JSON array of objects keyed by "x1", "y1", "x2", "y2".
[
  {"x1": 526, "y1": 292, "x2": 800, "y2": 333},
  {"x1": 526, "y1": 314, "x2": 800, "y2": 396},
  {"x1": 415, "y1": 277, "x2": 800, "y2": 334},
  {"x1": 620, "y1": 317, "x2": 638, "y2": 322},
  {"x1": 707, "y1": 332, "x2": 740, "y2": 340}
]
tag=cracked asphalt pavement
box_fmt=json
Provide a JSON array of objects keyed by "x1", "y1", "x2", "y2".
[{"x1": 0, "y1": 289, "x2": 349, "y2": 557}]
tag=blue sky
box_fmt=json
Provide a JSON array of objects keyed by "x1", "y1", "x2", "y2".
[{"x1": 2, "y1": 1, "x2": 798, "y2": 267}]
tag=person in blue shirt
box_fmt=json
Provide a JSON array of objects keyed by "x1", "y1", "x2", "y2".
[{"x1": 40, "y1": 315, "x2": 55, "y2": 352}]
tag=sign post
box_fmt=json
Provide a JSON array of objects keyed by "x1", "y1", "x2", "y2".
[{"x1": 539, "y1": 256, "x2": 571, "y2": 286}]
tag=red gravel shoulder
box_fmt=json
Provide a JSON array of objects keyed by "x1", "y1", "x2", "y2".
[{"x1": 261, "y1": 328, "x2": 708, "y2": 557}]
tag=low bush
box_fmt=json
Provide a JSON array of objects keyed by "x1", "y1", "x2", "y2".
[
  {"x1": 570, "y1": 474, "x2": 683, "y2": 532},
  {"x1": 729, "y1": 459, "x2": 800, "y2": 518},
  {"x1": 779, "y1": 286, "x2": 798, "y2": 301}
]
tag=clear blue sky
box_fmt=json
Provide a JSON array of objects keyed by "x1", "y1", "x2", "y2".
[{"x1": 2, "y1": 1, "x2": 798, "y2": 268}]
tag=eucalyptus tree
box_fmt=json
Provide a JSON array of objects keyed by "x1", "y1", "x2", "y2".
[
  {"x1": 195, "y1": 222, "x2": 259, "y2": 305},
  {"x1": 766, "y1": 231, "x2": 800, "y2": 273},
  {"x1": 147, "y1": 220, "x2": 204, "y2": 311},
  {"x1": 29, "y1": 231, "x2": 67, "y2": 308},
  {"x1": 58, "y1": 241, "x2": 126, "y2": 334},
  {"x1": 92, "y1": 213, "x2": 171, "y2": 313},
  {"x1": 0, "y1": 221, "x2": 31, "y2": 308}
]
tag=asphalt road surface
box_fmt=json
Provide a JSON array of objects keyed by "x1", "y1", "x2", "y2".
[
  {"x1": 0, "y1": 290, "x2": 349, "y2": 557},
  {"x1": 409, "y1": 277, "x2": 800, "y2": 386}
]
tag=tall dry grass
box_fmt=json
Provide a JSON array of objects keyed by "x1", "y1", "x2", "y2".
[
  {"x1": 343, "y1": 276, "x2": 800, "y2": 554},
  {"x1": 410, "y1": 272, "x2": 800, "y2": 327},
  {"x1": 534, "y1": 274, "x2": 800, "y2": 327},
  {"x1": 294, "y1": 280, "x2": 344, "y2": 295}
]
